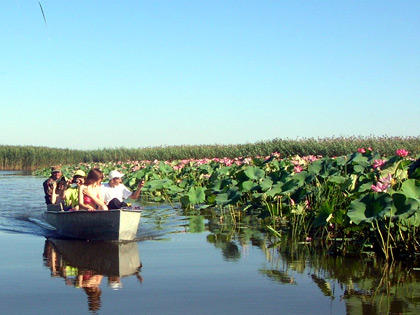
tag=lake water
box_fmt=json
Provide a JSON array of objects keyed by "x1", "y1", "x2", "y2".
[{"x1": 0, "y1": 171, "x2": 419, "y2": 314}]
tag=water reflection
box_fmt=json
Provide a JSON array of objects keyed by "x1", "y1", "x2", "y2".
[
  {"x1": 202, "y1": 211, "x2": 420, "y2": 314},
  {"x1": 43, "y1": 239, "x2": 143, "y2": 312}
]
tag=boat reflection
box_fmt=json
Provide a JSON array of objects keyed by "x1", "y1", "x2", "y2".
[{"x1": 43, "y1": 239, "x2": 143, "y2": 312}]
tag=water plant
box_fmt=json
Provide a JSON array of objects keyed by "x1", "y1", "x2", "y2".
[{"x1": 34, "y1": 147, "x2": 420, "y2": 261}]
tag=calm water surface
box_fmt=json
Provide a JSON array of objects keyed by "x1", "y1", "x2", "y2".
[{"x1": 0, "y1": 171, "x2": 419, "y2": 314}]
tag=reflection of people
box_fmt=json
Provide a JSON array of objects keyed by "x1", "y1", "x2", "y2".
[
  {"x1": 78, "y1": 271, "x2": 104, "y2": 312},
  {"x1": 43, "y1": 166, "x2": 62, "y2": 205},
  {"x1": 108, "y1": 276, "x2": 123, "y2": 290},
  {"x1": 102, "y1": 170, "x2": 144, "y2": 209},
  {"x1": 79, "y1": 168, "x2": 108, "y2": 211},
  {"x1": 43, "y1": 240, "x2": 144, "y2": 314},
  {"x1": 83, "y1": 286, "x2": 102, "y2": 312}
]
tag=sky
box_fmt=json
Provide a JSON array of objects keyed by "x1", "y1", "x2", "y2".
[{"x1": 0, "y1": 1, "x2": 419, "y2": 149}]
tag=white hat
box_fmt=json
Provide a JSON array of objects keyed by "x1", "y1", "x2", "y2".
[{"x1": 109, "y1": 170, "x2": 124, "y2": 179}]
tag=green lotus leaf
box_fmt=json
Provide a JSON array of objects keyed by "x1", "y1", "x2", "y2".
[
  {"x1": 335, "y1": 156, "x2": 347, "y2": 166},
  {"x1": 215, "y1": 189, "x2": 241, "y2": 206},
  {"x1": 215, "y1": 193, "x2": 228, "y2": 205},
  {"x1": 128, "y1": 177, "x2": 137, "y2": 187},
  {"x1": 353, "y1": 165, "x2": 365, "y2": 173},
  {"x1": 293, "y1": 171, "x2": 309, "y2": 185},
  {"x1": 134, "y1": 169, "x2": 146, "y2": 179},
  {"x1": 188, "y1": 187, "x2": 206, "y2": 205},
  {"x1": 357, "y1": 182, "x2": 374, "y2": 193},
  {"x1": 265, "y1": 182, "x2": 284, "y2": 197},
  {"x1": 328, "y1": 175, "x2": 347, "y2": 184},
  {"x1": 348, "y1": 193, "x2": 393, "y2": 225},
  {"x1": 308, "y1": 160, "x2": 322, "y2": 175},
  {"x1": 349, "y1": 153, "x2": 368, "y2": 165},
  {"x1": 241, "y1": 180, "x2": 257, "y2": 192},
  {"x1": 260, "y1": 178, "x2": 273, "y2": 191},
  {"x1": 244, "y1": 166, "x2": 265, "y2": 180},
  {"x1": 280, "y1": 179, "x2": 301, "y2": 195},
  {"x1": 392, "y1": 193, "x2": 419, "y2": 216},
  {"x1": 159, "y1": 162, "x2": 173, "y2": 174},
  {"x1": 399, "y1": 179, "x2": 420, "y2": 200}
]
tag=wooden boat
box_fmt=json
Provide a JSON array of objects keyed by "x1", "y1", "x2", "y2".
[
  {"x1": 44, "y1": 206, "x2": 142, "y2": 241},
  {"x1": 47, "y1": 238, "x2": 141, "y2": 277}
]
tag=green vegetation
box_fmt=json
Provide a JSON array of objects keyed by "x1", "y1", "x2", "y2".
[
  {"x1": 1, "y1": 136, "x2": 420, "y2": 170},
  {"x1": 35, "y1": 146, "x2": 420, "y2": 261}
]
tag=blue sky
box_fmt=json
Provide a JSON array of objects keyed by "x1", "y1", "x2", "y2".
[{"x1": 0, "y1": 1, "x2": 419, "y2": 149}]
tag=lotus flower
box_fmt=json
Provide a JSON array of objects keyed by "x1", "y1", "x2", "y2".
[
  {"x1": 372, "y1": 159, "x2": 386, "y2": 169},
  {"x1": 396, "y1": 149, "x2": 409, "y2": 157},
  {"x1": 294, "y1": 165, "x2": 303, "y2": 173},
  {"x1": 357, "y1": 148, "x2": 366, "y2": 153},
  {"x1": 371, "y1": 174, "x2": 392, "y2": 192}
]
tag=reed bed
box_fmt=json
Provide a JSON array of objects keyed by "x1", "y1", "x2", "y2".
[{"x1": 1, "y1": 136, "x2": 419, "y2": 170}]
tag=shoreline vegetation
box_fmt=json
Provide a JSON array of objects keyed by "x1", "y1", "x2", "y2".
[
  {"x1": 1, "y1": 136, "x2": 420, "y2": 170},
  {"x1": 32, "y1": 140, "x2": 420, "y2": 262}
]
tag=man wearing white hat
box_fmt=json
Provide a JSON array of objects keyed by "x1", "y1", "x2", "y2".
[{"x1": 102, "y1": 170, "x2": 144, "y2": 209}]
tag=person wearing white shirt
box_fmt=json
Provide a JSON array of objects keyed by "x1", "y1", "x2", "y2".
[{"x1": 102, "y1": 170, "x2": 144, "y2": 209}]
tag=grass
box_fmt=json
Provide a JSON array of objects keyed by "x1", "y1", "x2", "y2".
[{"x1": 1, "y1": 135, "x2": 419, "y2": 170}]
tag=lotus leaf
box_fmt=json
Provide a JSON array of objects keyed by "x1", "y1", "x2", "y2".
[
  {"x1": 328, "y1": 175, "x2": 347, "y2": 184},
  {"x1": 399, "y1": 179, "x2": 420, "y2": 200},
  {"x1": 215, "y1": 188, "x2": 241, "y2": 206},
  {"x1": 392, "y1": 193, "x2": 419, "y2": 217},
  {"x1": 265, "y1": 182, "x2": 284, "y2": 197},
  {"x1": 159, "y1": 162, "x2": 173, "y2": 174},
  {"x1": 260, "y1": 178, "x2": 273, "y2": 191},
  {"x1": 308, "y1": 160, "x2": 323, "y2": 175},
  {"x1": 348, "y1": 193, "x2": 393, "y2": 225},
  {"x1": 241, "y1": 180, "x2": 257, "y2": 192},
  {"x1": 244, "y1": 166, "x2": 265, "y2": 180},
  {"x1": 188, "y1": 187, "x2": 206, "y2": 205}
]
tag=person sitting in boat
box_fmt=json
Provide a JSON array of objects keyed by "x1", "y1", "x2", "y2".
[
  {"x1": 43, "y1": 166, "x2": 63, "y2": 205},
  {"x1": 78, "y1": 168, "x2": 108, "y2": 211},
  {"x1": 50, "y1": 177, "x2": 69, "y2": 209},
  {"x1": 63, "y1": 170, "x2": 86, "y2": 210},
  {"x1": 102, "y1": 170, "x2": 144, "y2": 209}
]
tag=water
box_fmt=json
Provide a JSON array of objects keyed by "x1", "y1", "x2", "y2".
[{"x1": 0, "y1": 171, "x2": 419, "y2": 314}]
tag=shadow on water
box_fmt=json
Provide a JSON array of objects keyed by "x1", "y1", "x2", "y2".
[{"x1": 43, "y1": 239, "x2": 143, "y2": 313}]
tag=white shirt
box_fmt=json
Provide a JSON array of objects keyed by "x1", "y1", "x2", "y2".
[{"x1": 102, "y1": 183, "x2": 132, "y2": 204}]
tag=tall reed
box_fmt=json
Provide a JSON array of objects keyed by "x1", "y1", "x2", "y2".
[{"x1": 1, "y1": 136, "x2": 419, "y2": 170}]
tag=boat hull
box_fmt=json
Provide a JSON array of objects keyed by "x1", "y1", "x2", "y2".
[{"x1": 45, "y1": 209, "x2": 141, "y2": 241}]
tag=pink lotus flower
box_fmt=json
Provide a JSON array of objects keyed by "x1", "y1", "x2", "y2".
[
  {"x1": 303, "y1": 155, "x2": 320, "y2": 163},
  {"x1": 290, "y1": 199, "x2": 296, "y2": 206},
  {"x1": 371, "y1": 174, "x2": 392, "y2": 192},
  {"x1": 396, "y1": 149, "x2": 409, "y2": 157},
  {"x1": 372, "y1": 159, "x2": 386, "y2": 169},
  {"x1": 294, "y1": 165, "x2": 303, "y2": 173},
  {"x1": 357, "y1": 148, "x2": 366, "y2": 153}
]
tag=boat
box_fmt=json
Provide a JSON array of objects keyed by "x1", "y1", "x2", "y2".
[
  {"x1": 45, "y1": 238, "x2": 142, "y2": 277},
  {"x1": 44, "y1": 206, "x2": 142, "y2": 241}
]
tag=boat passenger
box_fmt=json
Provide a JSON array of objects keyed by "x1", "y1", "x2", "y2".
[
  {"x1": 63, "y1": 170, "x2": 86, "y2": 210},
  {"x1": 43, "y1": 166, "x2": 62, "y2": 205},
  {"x1": 102, "y1": 170, "x2": 144, "y2": 209},
  {"x1": 51, "y1": 177, "x2": 68, "y2": 208},
  {"x1": 78, "y1": 168, "x2": 108, "y2": 211}
]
